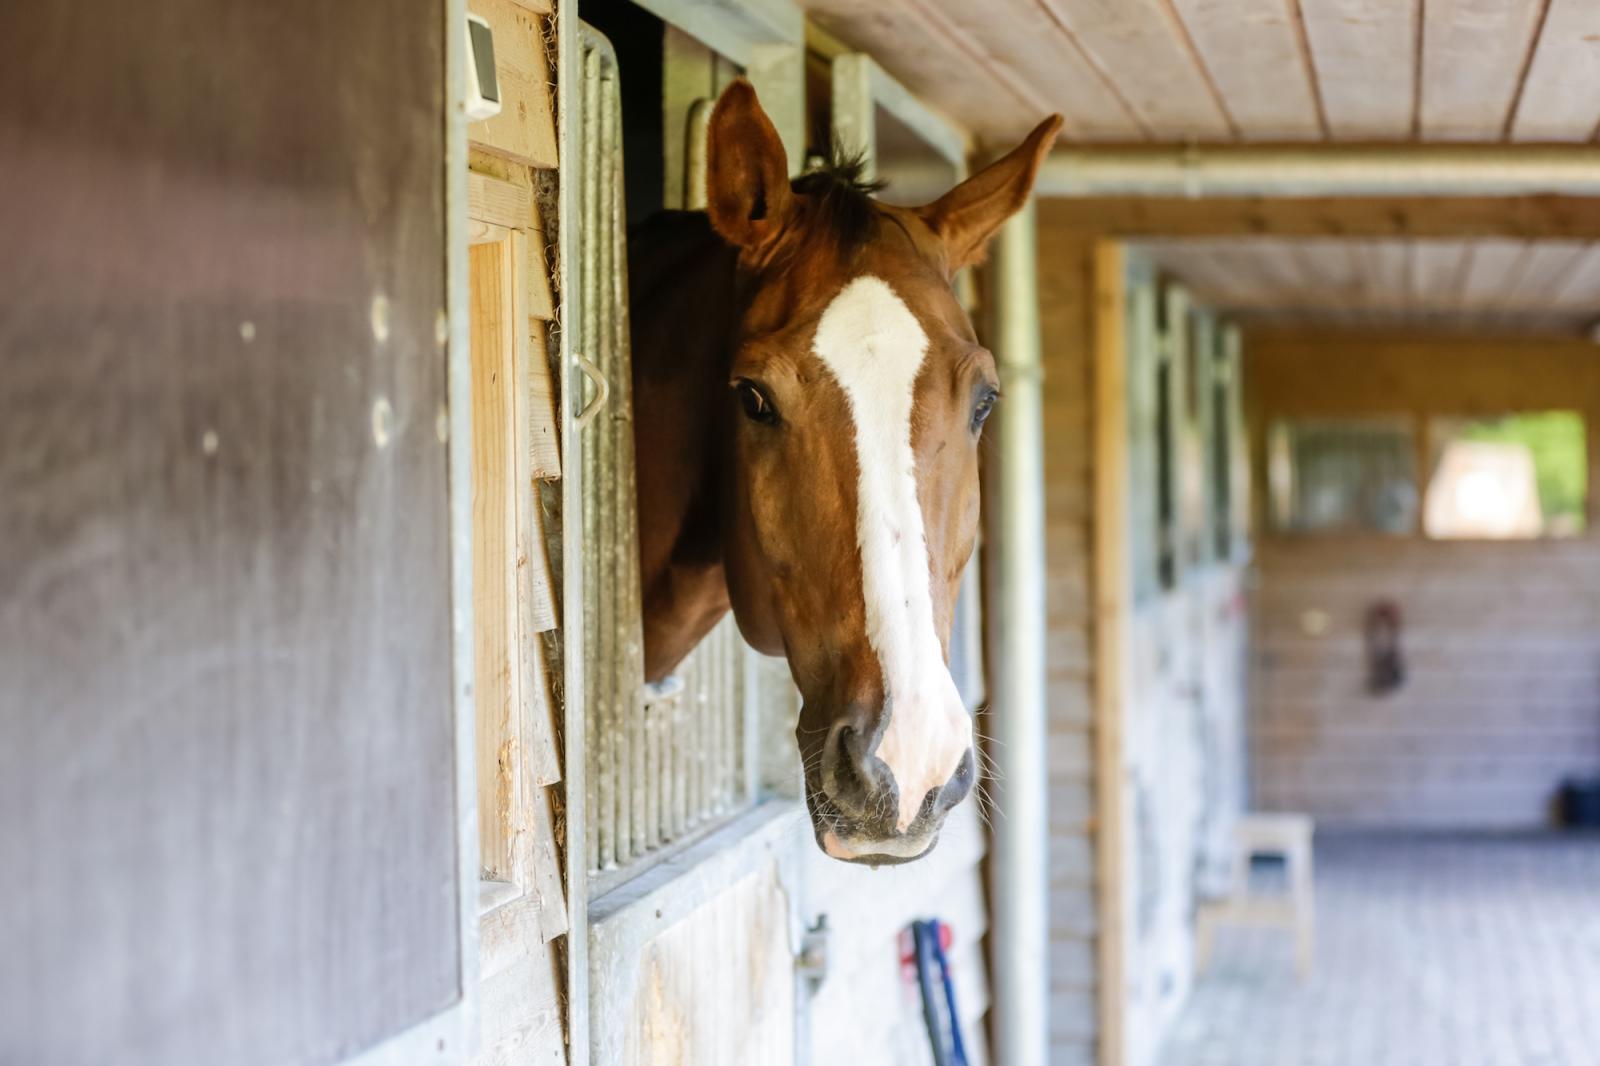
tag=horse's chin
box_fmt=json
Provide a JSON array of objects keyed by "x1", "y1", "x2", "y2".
[{"x1": 816, "y1": 826, "x2": 939, "y2": 867}]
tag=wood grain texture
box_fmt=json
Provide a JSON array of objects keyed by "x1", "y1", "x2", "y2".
[
  {"x1": 473, "y1": 239, "x2": 523, "y2": 884},
  {"x1": 1248, "y1": 332, "x2": 1600, "y2": 827},
  {"x1": 807, "y1": 0, "x2": 1143, "y2": 142},
  {"x1": 467, "y1": 0, "x2": 558, "y2": 167},
  {"x1": 1170, "y1": 0, "x2": 1323, "y2": 139},
  {"x1": 1035, "y1": 220, "x2": 1105, "y2": 1064},
  {"x1": 1419, "y1": 0, "x2": 1546, "y2": 140},
  {"x1": 1140, "y1": 237, "x2": 1600, "y2": 333},
  {"x1": 1037, "y1": 0, "x2": 1233, "y2": 139},
  {"x1": 0, "y1": 1, "x2": 457, "y2": 1062},
  {"x1": 1508, "y1": 0, "x2": 1600, "y2": 141},
  {"x1": 806, "y1": 0, "x2": 1590, "y2": 144},
  {"x1": 1298, "y1": 0, "x2": 1419, "y2": 138},
  {"x1": 621, "y1": 867, "x2": 795, "y2": 1066}
]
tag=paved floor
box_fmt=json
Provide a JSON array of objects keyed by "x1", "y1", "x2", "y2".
[{"x1": 1160, "y1": 833, "x2": 1600, "y2": 1066}]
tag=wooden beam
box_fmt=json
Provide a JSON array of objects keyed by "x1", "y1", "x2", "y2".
[
  {"x1": 1039, "y1": 195, "x2": 1600, "y2": 239},
  {"x1": 1091, "y1": 240, "x2": 1129, "y2": 1066}
]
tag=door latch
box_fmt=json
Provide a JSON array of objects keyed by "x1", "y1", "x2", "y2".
[{"x1": 796, "y1": 914, "x2": 830, "y2": 987}]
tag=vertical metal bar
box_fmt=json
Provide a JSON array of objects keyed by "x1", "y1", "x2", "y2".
[
  {"x1": 579, "y1": 44, "x2": 606, "y2": 875},
  {"x1": 560, "y1": 14, "x2": 591, "y2": 1066},
  {"x1": 988, "y1": 199, "x2": 1049, "y2": 1066}
]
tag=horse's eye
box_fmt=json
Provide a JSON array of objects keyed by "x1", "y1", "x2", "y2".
[
  {"x1": 735, "y1": 379, "x2": 779, "y2": 426},
  {"x1": 971, "y1": 389, "x2": 998, "y2": 433}
]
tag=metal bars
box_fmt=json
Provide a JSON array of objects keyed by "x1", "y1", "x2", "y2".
[{"x1": 577, "y1": 29, "x2": 747, "y2": 888}]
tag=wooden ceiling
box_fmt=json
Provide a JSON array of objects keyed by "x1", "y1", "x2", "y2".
[
  {"x1": 1139, "y1": 237, "x2": 1600, "y2": 333},
  {"x1": 807, "y1": 0, "x2": 1600, "y2": 145}
]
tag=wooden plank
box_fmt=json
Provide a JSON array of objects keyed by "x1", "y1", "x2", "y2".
[
  {"x1": 1407, "y1": 240, "x2": 1473, "y2": 311},
  {"x1": 809, "y1": 0, "x2": 1143, "y2": 141},
  {"x1": 1509, "y1": 0, "x2": 1600, "y2": 142},
  {"x1": 1169, "y1": 0, "x2": 1323, "y2": 139},
  {"x1": 1035, "y1": 0, "x2": 1233, "y2": 139},
  {"x1": 525, "y1": 219, "x2": 556, "y2": 321},
  {"x1": 467, "y1": 0, "x2": 558, "y2": 168},
  {"x1": 527, "y1": 787, "x2": 569, "y2": 942},
  {"x1": 1091, "y1": 240, "x2": 1129, "y2": 1066},
  {"x1": 1038, "y1": 195, "x2": 1600, "y2": 240},
  {"x1": 525, "y1": 311, "x2": 561, "y2": 479},
  {"x1": 1501, "y1": 240, "x2": 1588, "y2": 311},
  {"x1": 470, "y1": 170, "x2": 535, "y2": 230},
  {"x1": 1458, "y1": 239, "x2": 1532, "y2": 311},
  {"x1": 1419, "y1": 0, "x2": 1546, "y2": 140},
  {"x1": 525, "y1": 627, "x2": 561, "y2": 787},
  {"x1": 1298, "y1": 0, "x2": 1418, "y2": 139},
  {"x1": 471, "y1": 239, "x2": 521, "y2": 883},
  {"x1": 473, "y1": 944, "x2": 566, "y2": 1066}
]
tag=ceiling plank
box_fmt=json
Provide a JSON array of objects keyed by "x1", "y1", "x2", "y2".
[
  {"x1": 1508, "y1": 0, "x2": 1600, "y2": 141},
  {"x1": 1033, "y1": 0, "x2": 1233, "y2": 139},
  {"x1": 1504, "y1": 241, "x2": 1589, "y2": 308},
  {"x1": 1457, "y1": 239, "x2": 1533, "y2": 310},
  {"x1": 1299, "y1": 0, "x2": 1419, "y2": 139},
  {"x1": 1407, "y1": 240, "x2": 1474, "y2": 311},
  {"x1": 1545, "y1": 243, "x2": 1600, "y2": 313},
  {"x1": 1419, "y1": 0, "x2": 1546, "y2": 140},
  {"x1": 1036, "y1": 195, "x2": 1600, "y2": 238},
  {"x1": 1169, "y1": 0, "x2": 1322, "y2": 140},
  {"x1": 807, "y1": 0, "x2": 1144, "y2": 142}
]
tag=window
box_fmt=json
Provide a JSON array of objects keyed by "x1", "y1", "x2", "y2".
[
  {"x1": 1268, "y1": 417, "x2": 1418, "y2": 535},
  {"x1": 1209, "y1": 336, "x2": 1233, "y2": 562},
  {"x1": 1424, "y1": 412, "x2": 1587, "y2": 539}
]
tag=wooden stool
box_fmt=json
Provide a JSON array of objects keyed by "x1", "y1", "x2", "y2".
[{"x1": 1195, "y1": 813, "x2": 1316, "y2": 978}]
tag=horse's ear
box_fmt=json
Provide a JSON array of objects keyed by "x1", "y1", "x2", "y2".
[
  {"x1": 705, "y1": 80, "x2": 794, "y2": 255},
  {"x1": 916, "y1": 115, "x2": 1064, "y2": 272}
]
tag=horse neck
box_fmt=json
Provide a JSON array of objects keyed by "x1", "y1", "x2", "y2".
[{"x1": 627, "y1": 211, "x2": 742, "y2": 678}]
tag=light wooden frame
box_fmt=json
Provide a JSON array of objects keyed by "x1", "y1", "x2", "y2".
[
  {"x1": 1091, "y1": 240, "x2": 1130, "y2": 1066},
  {"x1": 466, "y1": 173, "x2": 561, "y2": 918}
]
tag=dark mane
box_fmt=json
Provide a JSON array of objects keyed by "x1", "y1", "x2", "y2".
[{"x1": 790, "y1": 149, "x2": 887, "y2": 251}]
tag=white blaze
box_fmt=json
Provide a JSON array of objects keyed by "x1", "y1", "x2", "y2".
[{"x1": 811, "y1": 275, "x2": 973, "y2": 832}]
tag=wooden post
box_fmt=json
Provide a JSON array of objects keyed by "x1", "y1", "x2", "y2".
[{"x1": 1092, "y1": 240, "x2": 1130, "y2": 1066}]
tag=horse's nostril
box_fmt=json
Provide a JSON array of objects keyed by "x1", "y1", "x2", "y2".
[
  {"x1": 823, "y1": 719, "x2": 898, "y2": 821},
  {"x1": 828, "y1": 726, "x2": 864, "y2": 791}
]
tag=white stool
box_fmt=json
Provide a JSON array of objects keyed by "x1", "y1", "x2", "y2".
[{"x1": 1195, "y1": 813, "x2": 1316, "y2": 978}]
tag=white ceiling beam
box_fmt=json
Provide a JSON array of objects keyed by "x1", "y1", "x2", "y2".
[{"x1": 1039, "y1": 144, "x2": 1600, "y2": 198}]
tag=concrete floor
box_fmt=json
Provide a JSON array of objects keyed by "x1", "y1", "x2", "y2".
[{"x1": 1160, "y1": 832, "x2": 1600, "y2": 1066}]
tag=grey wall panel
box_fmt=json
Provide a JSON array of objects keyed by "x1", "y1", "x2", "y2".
[{"x1": 0, "y1": 2, "x2": 458, "y2": 1064}]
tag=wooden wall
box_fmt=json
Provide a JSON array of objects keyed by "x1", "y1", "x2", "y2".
[
  {"x1": 1249, "y1": 332, "x2": 1600, "y2": 827},
  {"x1": 1036, "y1": 216, "x2": 1102, "y2": 1066},
  {"x1": 463, "y1": 2, "x2": 569, "y2": 1064}
]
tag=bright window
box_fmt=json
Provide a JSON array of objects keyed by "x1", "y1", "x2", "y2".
[
  {"x1": 1268, "y1": 417, "x2": 1419, "y2": 535},
  {"x1": 1424, "y1": 412, "x2": 1587, "y2": 539}
]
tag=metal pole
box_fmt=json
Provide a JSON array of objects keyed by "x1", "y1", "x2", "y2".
[
  {"x1": 988, "y1": 198, "x2": 1049, "y2": 1066},
  {"x1": 1037, "y1": 143, "x2": 1600, "y2": 198}
]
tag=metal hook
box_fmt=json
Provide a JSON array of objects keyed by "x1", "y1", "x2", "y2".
[{"x1": 573, "y1": 352, "x2": 609, "y2": 429}]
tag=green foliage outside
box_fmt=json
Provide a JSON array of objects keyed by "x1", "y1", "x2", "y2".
[{"x1": 1456, "y1": 412, "x2": 1588, "y2": 533}]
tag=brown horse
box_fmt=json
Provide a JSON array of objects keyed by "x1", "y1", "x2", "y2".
[{"x1": 629, "y1": 81, "x2": 1060, "y2": 864}]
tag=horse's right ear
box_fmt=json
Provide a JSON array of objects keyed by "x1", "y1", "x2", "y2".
[{"x1": 705, "y1": 80, "x2": 794, "y2": 256}]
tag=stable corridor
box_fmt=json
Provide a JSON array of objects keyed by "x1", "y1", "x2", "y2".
[{"x1": 1160, "y1": 833, "x2": 1600, "y2": 1066}]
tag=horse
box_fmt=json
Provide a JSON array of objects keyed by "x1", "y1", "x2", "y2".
[{"x1": 628, "y1": 80, "x2": 1060, "y2": 865}]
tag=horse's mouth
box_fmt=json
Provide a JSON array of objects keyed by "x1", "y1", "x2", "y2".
[{"x1": 804, "y1": 785, "x2": 942, "y2": 866}]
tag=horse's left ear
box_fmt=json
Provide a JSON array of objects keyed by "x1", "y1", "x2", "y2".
[
  {"x1": 705, "y1": 79, "x2": 794, "y2": 257},
  {"x1": 916, "y1": 115, "x2": 1064, "y2": 272}
]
